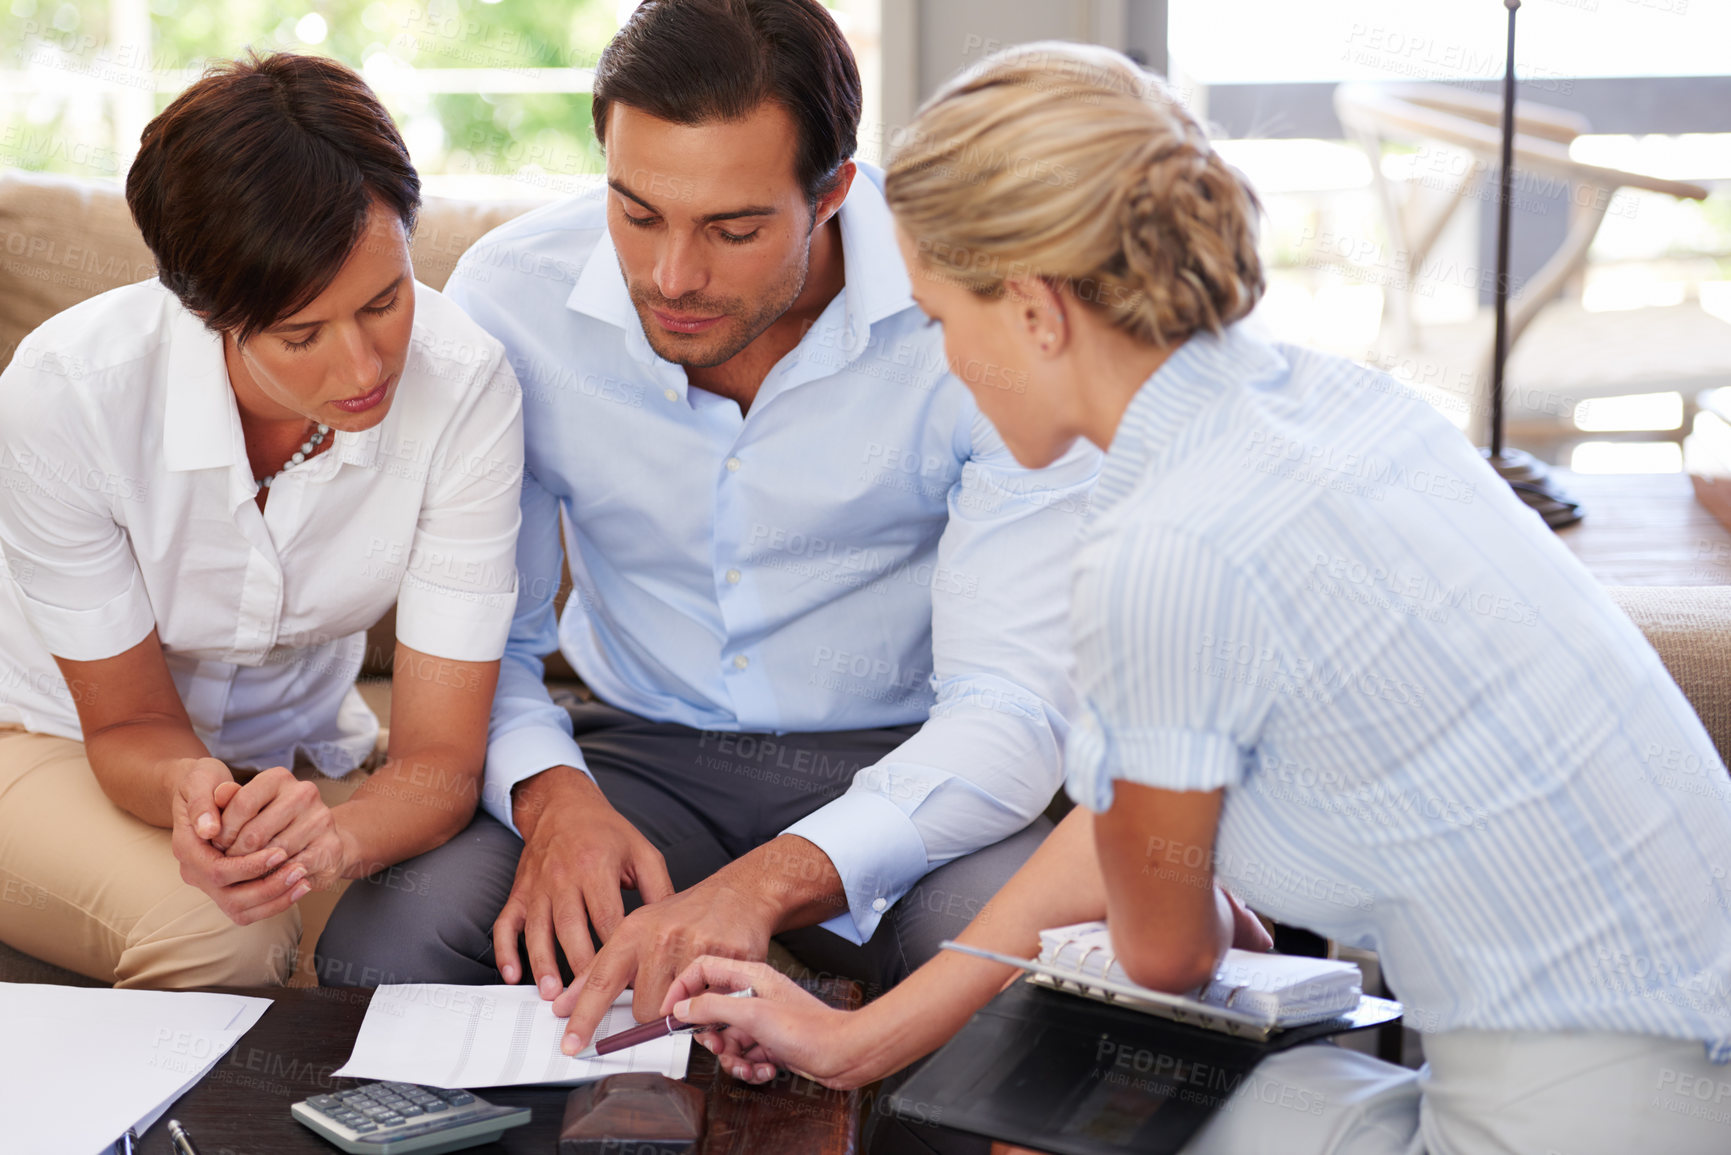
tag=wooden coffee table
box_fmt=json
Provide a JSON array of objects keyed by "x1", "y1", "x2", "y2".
[{"x1": 133, "y1": 982, "x2": 860, "y2": 1154}]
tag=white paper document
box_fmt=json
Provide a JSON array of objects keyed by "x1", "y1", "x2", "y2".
[
  {"x1": 0, "y1": 983, "x2": 273, "y2": 1155},
  {"x1": 334, "y1": 984, "x2": 691, "y2": 1088}
]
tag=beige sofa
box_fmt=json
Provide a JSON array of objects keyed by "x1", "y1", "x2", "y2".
[{"x1": 3, "y1": 168, "x2": 1730, "y2": 989}]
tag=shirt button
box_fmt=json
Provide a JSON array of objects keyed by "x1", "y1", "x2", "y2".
[
  {"x1": 725, "y1": 456, "x2": 741, "y2": 472},
  {"x1": 871, "y1": 898, "x2": 888, "y2": 913},
  {"x1": 664, "y1": 388, "x2": 678, "y2": 402},
  {"x1": 732, "y1": 654, "x2": 749, "y2": 670},
  {"x1": 725, "y1": 568, "x2": 741, "y2": 585}
]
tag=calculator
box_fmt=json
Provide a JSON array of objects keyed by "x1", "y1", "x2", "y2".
[{"x1": 290, "y1": 1080, "x2": 531, "y2": 1154}]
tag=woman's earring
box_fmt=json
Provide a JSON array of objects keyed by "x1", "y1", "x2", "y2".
[{"x1": 1039, "y1": 334, "x2": 1057, "y2": 353}]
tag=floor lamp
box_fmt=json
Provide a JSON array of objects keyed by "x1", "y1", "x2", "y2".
[{"x1": 1483, "y1": 0, "x2": 1583, "y2": 529}]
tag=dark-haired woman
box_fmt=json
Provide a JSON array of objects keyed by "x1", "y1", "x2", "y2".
[{"x1": 0, "y1": 53, "x2": 523, "y2": 988}]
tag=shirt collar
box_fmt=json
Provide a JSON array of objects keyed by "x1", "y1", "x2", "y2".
[
  {"x1": 162, "y1": 303, "x2": 246, "y2": 474},
  {"x1": 834, "y1": 169, "x2": 917, "y2": 336},
  {"x1": 1093, "y1": 323, "x2": 1290, "y2": 518},
  {"x1": 564, "y1": 163, "x2": 916, "y2": 366}
]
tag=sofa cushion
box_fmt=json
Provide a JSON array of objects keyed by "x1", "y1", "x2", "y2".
[
  {"x1": 1606, "y1": 585, "x2": 1731, "y2": 771},
  {"x1": 0, "y1": 169, "x2": 156, "y2": 370}
]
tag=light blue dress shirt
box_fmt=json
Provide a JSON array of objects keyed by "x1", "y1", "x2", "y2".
[
  {"x1": 1067, "y1": 321, "x2": 1731, "y2": 1060},
  {"x1": 444, "y1": 171, "x2": 1099, "y2": 942}
]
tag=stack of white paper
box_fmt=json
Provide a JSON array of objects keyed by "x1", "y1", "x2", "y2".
[
  {"x1": 0, "y1": 983, "x2": 272, "y2": 1155},
  {"x1": 1204, "y1": 949, "x2": 1363, "y2": 1026},
  {"x1": 334, "y1": 984, "x2": 691, "y2": 1088}
]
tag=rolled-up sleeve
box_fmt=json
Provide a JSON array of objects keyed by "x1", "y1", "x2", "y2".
[
  {"x1": 1066, "y1": 523, "x2": 1277, "y2": 813},
  {"x1": 393, "y1": 352, "x2": 525, "y2": 662},
  {"x1": 0, "y1": 362, "x2": 155, "y2": 662},
  {"x1": 783, "y1": 403, "x2": 1100, "y2": 942}
]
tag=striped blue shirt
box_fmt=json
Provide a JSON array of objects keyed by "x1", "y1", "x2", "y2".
[{"x1": 1067, "y1": 322, "x2": 1731, "y2": 1060}]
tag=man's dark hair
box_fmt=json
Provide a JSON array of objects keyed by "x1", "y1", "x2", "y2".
[
  {"x1": 592, "y1": 0, "x2": 861, "y2": 206},
  {"x1": 126, "y1": 52, "x2": 420, "y2": 345}
]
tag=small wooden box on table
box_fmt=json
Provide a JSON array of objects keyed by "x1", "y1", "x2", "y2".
[{"x1": 135, "y1": 981, "x2": 861, "y2": 1155}]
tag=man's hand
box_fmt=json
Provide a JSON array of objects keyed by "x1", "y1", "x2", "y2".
[
  {"x1": 493, "y1": 767, "x2": 675, "y2": 999},
  {"x1": 551, "y1": 834, "x2": 848, "y2": 1055},
  {"x1": 551, "y1": 873, "x2": 780, "y2": 1054},
  {"x1": 169, "y1": 757, "x2": 310, "y2": 925}
]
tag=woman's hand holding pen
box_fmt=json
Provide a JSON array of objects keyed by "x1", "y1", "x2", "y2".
[{"x1": 661, "y1": 957, "x2": 880, "y2": 1090}]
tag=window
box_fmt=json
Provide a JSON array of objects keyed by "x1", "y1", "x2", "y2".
[{"x1": 1, "y1": 0, "x2": 881, "y2": 197}]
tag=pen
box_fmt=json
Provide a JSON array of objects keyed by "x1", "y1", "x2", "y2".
[
  {"x1": 167, "y1": 1118, "x2": 201, "y2": 1155},
  {"x1": 592, "y1": 986, "x2": 756, "y2": 1056},
  {"x1": 113, "y1": 1127, "x2": 137, "y2": 1155}
]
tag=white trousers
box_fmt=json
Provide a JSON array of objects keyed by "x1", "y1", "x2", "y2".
[{"x1": 1182, "y1": 1031, "x2": 1731, "y2": 1155}]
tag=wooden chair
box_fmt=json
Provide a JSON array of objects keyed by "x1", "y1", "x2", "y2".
[{"x1": 1332, "y1": 81, "x2": 1709, "y2": 359}]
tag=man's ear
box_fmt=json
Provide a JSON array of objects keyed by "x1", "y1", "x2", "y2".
[
  {"x1": 812, "y1": 160, "x2": 857, "y2": 231},
  {"x1": 1003, "y1": 274, "x2": 1070, "y2": 357}
]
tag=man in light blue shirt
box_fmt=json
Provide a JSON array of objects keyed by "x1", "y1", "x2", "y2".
[{"x1": 317, "y1": 0, "x2": 1096, "y2": 1078}]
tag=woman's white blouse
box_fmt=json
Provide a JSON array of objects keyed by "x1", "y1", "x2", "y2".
[{"x1": 0, "y1": 279, "x2": 523, "y2": 774}]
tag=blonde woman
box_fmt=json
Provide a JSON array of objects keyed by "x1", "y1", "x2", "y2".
[{"x1": 660, "y1": 43, "x2": 1731, "y2": 1155}]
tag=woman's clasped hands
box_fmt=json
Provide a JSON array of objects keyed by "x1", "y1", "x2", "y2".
[{"x1": 169, "y1": 757, "x2": 350, "y2": 926}]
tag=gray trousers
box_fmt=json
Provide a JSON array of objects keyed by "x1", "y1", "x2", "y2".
[{"x1": 318, "y1": 699, "x2": 1048, "y2": 1153}]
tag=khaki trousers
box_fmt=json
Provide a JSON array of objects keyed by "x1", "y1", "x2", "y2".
[{"x1": 0, "y1": 726, "x2": 362, "y2": 988}]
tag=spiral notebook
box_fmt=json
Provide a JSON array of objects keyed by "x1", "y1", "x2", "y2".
[
  {"x1": 1035, "y1": 920, "x2": 1365, "y2": 1032},
  {"x1": 942, "y1": 920, "x2": 1370, "y2": 1040}
]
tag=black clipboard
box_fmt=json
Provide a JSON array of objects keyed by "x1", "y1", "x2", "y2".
[{"x1": 886, "y1": 979, "x2": 1402, "y2": 1155}]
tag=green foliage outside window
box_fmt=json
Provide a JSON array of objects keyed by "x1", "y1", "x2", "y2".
[{"x1": 1, "y1": 0, "x2": 620, "y2": 179}]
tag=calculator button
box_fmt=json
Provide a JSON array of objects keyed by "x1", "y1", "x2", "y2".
[
  {"x1": 351, "y1": 1122, "x2": 379, "y2": 1134},
  {"x1": 442, "y1": 1091, "x2": 475, "y2": 1105},
  {"x1": 308, "y1": 1095, "x2": 340, "y2": 1110},
  {"x1": 380, "y1": 1115, "x2": 405, "y2": 1126},
  {"x1": 397, "y1": 1104, "x2": 425, "y2": 1116}
]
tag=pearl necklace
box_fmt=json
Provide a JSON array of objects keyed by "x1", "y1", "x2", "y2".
[{"x1": 259, "y1": 422, "x2": 331, "y2": 489}]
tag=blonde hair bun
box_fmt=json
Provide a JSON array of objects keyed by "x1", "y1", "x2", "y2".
[{"x1": 886, "y1": 41, "x2": 1264, "y2": 347}]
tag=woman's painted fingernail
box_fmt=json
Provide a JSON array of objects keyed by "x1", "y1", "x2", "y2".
[
  {"x1": 266, "y1": 849, "x2": 288, "y2": 869},
  {"x1": 291, "y1": 883, "x2": 312, "y2": 901},
  {"x1": 673, "y1": 999, "x2": 692, "y2": 1019},
  {"x1": 284, "y1": 867, "x2": 308, "y2": 888}
]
